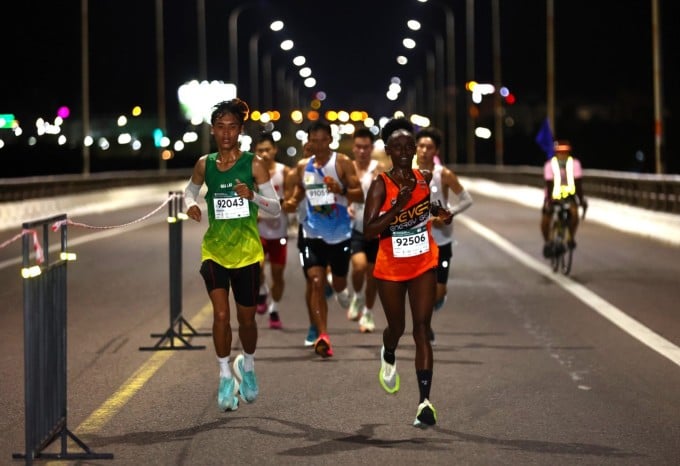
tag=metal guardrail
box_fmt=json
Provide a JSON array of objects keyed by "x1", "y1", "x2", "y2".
[
  {"x1": 13, "y1": 214, "x2": 113, "y2": 464},
  {"x1": 0, "y1": 169, "x2": 192, "y2": 202},
  {"x1": 2, "y1": 165, "x2": 679, "y2": 214},
  {"x1": 452, "y1": 165, "x2": 680, "y2": 214}
]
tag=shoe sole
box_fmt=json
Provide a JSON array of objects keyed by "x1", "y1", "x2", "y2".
[
  {"x1": 360, "y1": 325, "x2": 374, "y2": 333},
  {"x1": 314, "y1": 338, "x2": 333, "y2": 358},
  {"x1": 413, "y1": 405, "x2": 437, "y2": 428},
  {"x1": 347, "y1": 310, "x2": 360, "y2": 321},
  {"x1": 269, "y1": 321, "x2": 282, "y2": 329}
]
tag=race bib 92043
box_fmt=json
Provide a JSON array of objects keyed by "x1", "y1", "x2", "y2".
[{"x1": 213, "y1": 192, "x2": 250, "y2": 219}]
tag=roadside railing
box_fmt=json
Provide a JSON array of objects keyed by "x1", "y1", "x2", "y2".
[
  {"x1": 2, "y1": 165, "x2": 679, "y2": 214},
  {"x1": 451, "y1": 165, "x2": 680, "y2": 214}
]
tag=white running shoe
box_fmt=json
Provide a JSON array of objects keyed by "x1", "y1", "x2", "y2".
[
  {"x1": 347, "y1": 294, "x2": 364, "y2": 321},
  {"x1": 358, "y1": 309, "x2": 375, "y2": 333},
  {"x1": 336, "y1": 288, "x2": 351, "y2": 309},
  {"x1": 378, "y1": 346, "x2": 400, "y2": 394}
]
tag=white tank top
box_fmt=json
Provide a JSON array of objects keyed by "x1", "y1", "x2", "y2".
[
  {"x1": 257, "y1": 162, "x2": 288, "y2": 240},
  {"x1": 350, "y1": 159, "x2": 378, "y2": 233},
  {"x1": 429, "y1": 164, "x2": 453, "y2": 246}
]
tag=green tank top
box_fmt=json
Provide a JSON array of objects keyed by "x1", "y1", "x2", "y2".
[{"x1": 201, "y1": 152, "x2": 263, "y2": 268}]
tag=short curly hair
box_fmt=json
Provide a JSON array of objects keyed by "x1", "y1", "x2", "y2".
[
  {"x1": 210, "y1": 98, "x2": 250, "y2": 125},
  {"x1": 380, "y1": 117, "x2": 414, "y2": 143}
]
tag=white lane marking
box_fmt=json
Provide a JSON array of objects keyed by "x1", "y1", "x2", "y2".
[
  {"x1": 460, "y1": 177, "x2": 680, "y2": 247},
  {"x1": 457, "y1": 214, "x2": 680, "y2": 368}
]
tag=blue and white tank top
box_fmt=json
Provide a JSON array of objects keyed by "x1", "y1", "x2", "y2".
[{"x1": 301, "y1": 152, "x2": 351, "y2": 244}]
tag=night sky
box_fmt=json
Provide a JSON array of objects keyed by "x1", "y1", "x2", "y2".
[{"x1": 1, "y1": 0, "x2": 678, "y2": 175}]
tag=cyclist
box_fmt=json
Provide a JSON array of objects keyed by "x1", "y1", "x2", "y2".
[{"x1": 541, "y1": 140, "x2": 588, "y2": 257}]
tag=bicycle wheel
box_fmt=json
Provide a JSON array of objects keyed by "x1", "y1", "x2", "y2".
[
  {"x1": 561, "y1": 246, "x2": 573, "y2": 275},
  {"x1": 561, "y1": 231, "x2": 574, "y2": 275},
  {"x1": 551, "y1": 240, "x2": 560, "y2": 272}
]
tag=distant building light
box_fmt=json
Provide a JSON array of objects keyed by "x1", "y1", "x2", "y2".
[
  {"x1": 182, "y1": 131, "x2": 199, "y2": 143},
  {"x1": 0, "y1": 113, "x2": 16, "y2": 128},
  {"x1": 117, "y1": 133, "x2": 132, "y2": 144},
  {"x1": 475, "y1": 127, "x2": 492, "y2": 139},
  {"x1": 178, "y1": 80, "x2": 237, "y2": 124},
  {"x1": 57, "y1": 106, "x2": 70, "y2": 119}
]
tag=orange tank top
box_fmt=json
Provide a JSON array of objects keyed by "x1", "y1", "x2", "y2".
[{"x1": 373, "y1": 170, "x2": 438, "y2": 281}]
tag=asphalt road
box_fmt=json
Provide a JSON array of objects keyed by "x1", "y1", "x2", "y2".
[{"x1": 0, "y1": 186, "x2": 679, "y2": 465}]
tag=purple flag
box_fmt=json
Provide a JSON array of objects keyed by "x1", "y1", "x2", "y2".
[{"x1": 535, "y1": 118, "x2": 554, "y2": 159}]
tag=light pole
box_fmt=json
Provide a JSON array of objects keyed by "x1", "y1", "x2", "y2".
[
  {"x1": 492, "y1": 0, "x2": 503, "y2": 165},
  {"x1": 80, "y1": 0, "x2": 90, "y2": 176},
  {"x1": 652, "y1": 0, "x2": 663, "y2": 174},
  {"x1": 155, "y1": 0, "x2": 166, "y2": 172},
  {"x1": 466, "y1": 0, "x2": 475, "y2": 164},
  {"x1": 249, "y1": 21, "x2": 286, "y2": 111},
  {"x1": 408, "y1": 20, "x2": 446, "y2": 136},
  {"x1": 197, "y1": 0, "x2": 210, "y2": 154},
  {"x1": 417, "y1": 0, "x2": 457, "y2": 163},
  {"x1": 229, "y1": 4, "x2": 255, "y2": 89}
]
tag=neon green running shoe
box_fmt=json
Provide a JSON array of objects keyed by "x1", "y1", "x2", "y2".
[{"x1": 378, "y1": 345, "x2": 400, "y2": 394}]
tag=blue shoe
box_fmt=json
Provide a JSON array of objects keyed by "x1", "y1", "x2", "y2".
[
  {"x1": 217, "y1": 376, "x2": 239, "y2": 411},
  {"x1": 304, "y1": 324, "x2": 318, "y2": 347},
  {"x1": 233, "y1": 354, "x2": 259, "y2": 403}
]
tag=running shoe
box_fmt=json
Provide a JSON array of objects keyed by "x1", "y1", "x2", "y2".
[
  {"x1": 304, "y1": 324, "x2": 318, "y2": 347},
  {"x1": 233, "y1": 354, "x2": 259, "y2": 403},
  {"x1": 542, "y1": 242, "x2": 553, "y2": 258},
  {"x1": 413, "y1": 399, "x2": 437, "y2": 428},
  {"x1": 379, "y1": 345, "x2": 400, "y2": 394},
  {"x1": 217, "y1": 376, "x2": 239, "y2": 411},
  {"x1": 433, "y1": 295, "x2": 447, "y2": 312},
  {"x1": 314, "y1": 333, "x2": 333, "y2": 358},
  {"x1": 428, "y1": 327, "x2": 436, "y2": 346},
  {"x1": 347, "y1": 294, "x2": 364, "y2": 321},
  {"x1": 256, "y1": 294, "x2": 268, "y2": 314},
  {"x1": 358, "y1": 309, "x2": 375, "y2": 333},
  {"x1": 268, "y1": 311, "x2": 282, "y2": 329},
  {"x1": 336, "y1": 289, "x2": 351, "y2": 309},
  {"x1": 324, "y1": 282, "x2": 334, "y2": 299},
  {"x1": 324, "y1": 272, "x2": 334, "y2": 299}
]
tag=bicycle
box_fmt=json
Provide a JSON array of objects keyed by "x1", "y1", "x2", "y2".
[{"x1": 546, "y1": 200, "x2": 585, "y2": 275}]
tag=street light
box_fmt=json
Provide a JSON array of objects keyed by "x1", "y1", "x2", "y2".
[
  {"x1": 407, "y1": 20, "x2": 446, "y2": 137},
  {"x1": 249, "y1": 21, "x2": 285, "y2": 110},
  {"x1": 417, "y1": 0, "x2": 457, "y2": 164}
]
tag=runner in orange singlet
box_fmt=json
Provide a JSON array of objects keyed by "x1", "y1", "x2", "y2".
[{"x1": 363, "y1": 117, "x2": 452, "y2": 428}]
